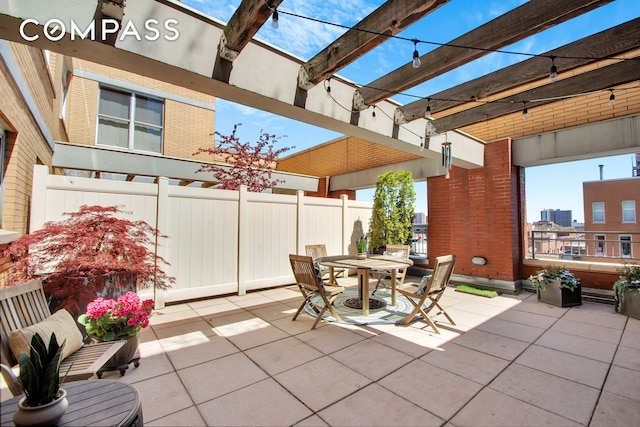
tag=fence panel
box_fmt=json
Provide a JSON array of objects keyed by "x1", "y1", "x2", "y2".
[{"x1": 29, "y1": 165, "x2": 373, "y2": 305}]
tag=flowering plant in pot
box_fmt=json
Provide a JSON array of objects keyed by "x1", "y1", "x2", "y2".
[
  {"x1": 77, "y1": 292, "x2": 154, "y2": 342},
  {"x1": 4, "y1": 205, "x2": 174, "y2": 317},
  {"x1": 612, "y1": 262, "x2": 640, "y2": 319},
  {"x1": 77, "y1": 292, "x2": 153, "y2": 377},
  {"x1": 528, "y1": 265, "x2": 581, "y2": 307}
]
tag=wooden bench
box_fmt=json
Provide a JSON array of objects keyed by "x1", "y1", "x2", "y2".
[{"x1": 0, "y1": 280, "x2": 125, "y2": 396}]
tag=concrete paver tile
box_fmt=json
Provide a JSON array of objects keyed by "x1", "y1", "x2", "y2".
[
  {"x1": 131, "y1": 372, "x2": 194, "y2": 423},
  {"x1": 145, "y1": 406, "x2": 206, "y2": 426},
  {"x1": 590, "y1": 391, "x2": 640, "y2": 427},
  {"x1": 244, "y1": 336, "x2": 322, "y2": 375},
  {"x1": 535, "y1": 330, "x2": 617, "y2": 363},
  {"x1": 602, "y1": 365, "x2": 640, "y2": 401},
  {"x1": 451, "y1": 329, "x2": 529, "y2": 361},
  {"x1": 330, "y1": 338, "x2": 414, "y2": 381},
  {"x1": 318, "y1": 383, "x2": 443, "y2": 426}
]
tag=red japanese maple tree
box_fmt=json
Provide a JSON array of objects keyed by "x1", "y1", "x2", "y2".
[
  {"x1": 5, "y1": 205, "x2": 174, "y2": 313},
  {"x1": 195, "y1": 123, "x2": 293, "y2": 192}
]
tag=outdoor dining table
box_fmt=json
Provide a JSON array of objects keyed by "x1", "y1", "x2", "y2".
[{"x1": 317, "y1": 254, "x2": 413, "y2": 316}]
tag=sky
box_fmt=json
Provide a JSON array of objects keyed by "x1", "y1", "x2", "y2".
[{"x1": 181, "y1": 0, "x2": 640, "y2": 223}]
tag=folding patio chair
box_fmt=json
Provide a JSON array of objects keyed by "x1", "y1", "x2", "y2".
[
  {"x1": 305, "y1": 244, "x2": 345, "y2": 284},
  {"x1": 396, "y1": 254, "x2": 456, "y2": 333},
  {"x1": 371, "y1": 244, "x2": 411, "y2": 295},
  {"x1": 289, "y1": 254, "x2": 345, "y2": 329}
]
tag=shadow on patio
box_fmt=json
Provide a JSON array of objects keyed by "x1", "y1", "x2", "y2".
[{"x1": 2, "y1": 276, "x2": 639, "y2": 426}]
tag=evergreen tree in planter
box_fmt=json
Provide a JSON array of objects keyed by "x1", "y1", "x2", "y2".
[
  {"x1": 368, "y1": 171, "x2": 416, "y2": 252},
  {"x1": 4, "y1": 205, "x2": 175, "y2": 317}
]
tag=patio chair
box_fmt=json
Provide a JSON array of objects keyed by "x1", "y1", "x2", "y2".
[
  {"x1": 305, "y1": 244, "x2": 345, "y2": 284},
  {"x1": 289, "y1": 254, "x2": 345, "y2": 329},
  {"x1": 396, "y1": 254, "x2": 456, "y2": 333},
  {"x1": 371, "y1": 244, "x2": 411, "y2": 295},
  {"x1": 0, "y1": 280, "x2": 125, "y2": 396}
]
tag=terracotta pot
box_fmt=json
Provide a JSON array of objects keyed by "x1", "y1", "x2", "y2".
[{"x1": 13, "y1": 388, "x2": 68, "y2": 427}]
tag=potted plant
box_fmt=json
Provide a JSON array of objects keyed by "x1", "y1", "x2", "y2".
[
  {"x1": 77, "y1": 292, "x2": 154, "y2": 377},
  {"x1": 356, "y1": 235, "x2": 368, "y2": 259},
  {"x1": 0, "y1": 333, "x2": 69, "y2": 427},
  {"x1": 528, "y1": 265, "x2": 582, "y2": 307},
  {"x1": 613, "y1": 262, "x2": 640, "y2": 320},
  {"x1": 4, "y1": 205, "x2": 174, "y2": 318}
]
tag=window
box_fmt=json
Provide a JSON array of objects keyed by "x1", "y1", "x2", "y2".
[
  {"x1": 620, "y1": 235, "x2": 632, "y2": 258},
  {"x1": 622, "y1": 200, "x2": 636, "y2": 223},
  {"x1": 592, "y1": 202, "x2": 605, "y2": 223},
  {"x1": 97, "y1": 87, "x2": 164, "y2": 153},
  {"x1": 0, "y1": 126, "x2": 4, "y2": 227},
  {"x1": 595, "y1": 234, "x2": 606, "y2": 256}
]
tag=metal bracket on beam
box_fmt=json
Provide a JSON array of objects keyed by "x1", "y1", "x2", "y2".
[
  {"x1": 218, "y1": 34, "x2": 239, "y2": 62},
  {"x1": 394, "y1": 108, "x2": 407, "y2": 125},
  {"x1": 425, "y1": 120, "x2": 438, "y2": 137},
  {"x1": 101, "y1": 0, "x2": 125, "y2": 20},
  {"x1": 353, "y1": 90, "x2": 368, "y2": 112},
  {"x1": 298, "y1": 66, "x2": 315, "y2": 90}
]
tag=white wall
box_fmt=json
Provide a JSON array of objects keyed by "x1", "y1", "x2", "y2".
[{"x1": 30, "y1": 165, "x2": 372, "y2": 307}]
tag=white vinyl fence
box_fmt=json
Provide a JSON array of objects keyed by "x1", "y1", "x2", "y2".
[{"x1": 30, "y1": 165, "x2": 372, "y2": 307}]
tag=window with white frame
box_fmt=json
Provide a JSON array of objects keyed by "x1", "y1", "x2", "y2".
[
  {"x1": 622, "y1": 200, "x2": 636, "y2": 223},
  {"x1": 595, "y1": 234, "x2": 606, "y2": 256},
  {"x1": 620, "y1": 235, "x2": 632, "y2": 258},
  {"x1": 592, "y1": 201, "x2": 605, "y2": 223},
  {"x1": 96, "y1": 87, "x2": 164, "y2": 153}
]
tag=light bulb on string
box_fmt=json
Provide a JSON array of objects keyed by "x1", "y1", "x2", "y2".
[
  {"x1": 522, "y1": 101, "x2": 529, "y2": 121},
  {"x1": 549, "y1": 56, "x2": 558, "y2": 82},
  {"x1": 425, "y1": 98, "x2": 431, "y2": 118},
  {"x1": 608, "y1": 89, "x2": 615, "y2": 107},
  {"x1": 325, "y1": 77, "x2": 332, "y2": 98},
  {"x1": 271, "y1": 8, "x2": 279, "y2": 29},
  {"x1": 419, "y1": 138, "x2": 424, "y2": 152},
  {"x1": 371, "y1": 105, "x2": 376, "y2": 120},
  {"x1": 412, "y1": 39, "x2": 421, "y2": 68}
]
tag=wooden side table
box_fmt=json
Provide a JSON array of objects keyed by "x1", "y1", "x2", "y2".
[{"x1": 1, "y1": 379, "x2": 142, "y2": 426}]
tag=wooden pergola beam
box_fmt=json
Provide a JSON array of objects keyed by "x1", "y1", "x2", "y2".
[
  {"x1": 430, "y1": 59, "x2": 640, "y2": 133},
  {"x1": 356, "y1": 0, "x2": 613, "y2": 107},
  {"x1": 397, "y1": 18, "x2": 640, "y2": 123},
  {"x1": 218, "y1": 0, "x2": 284, "y2": 61},
  {"x1": 298, "y1": 0, "x2": 449, "y2": 90}
]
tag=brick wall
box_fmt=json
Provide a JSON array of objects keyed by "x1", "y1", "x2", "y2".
[{"x1": 427, "y1": 138, "x2": 523, "y2": 282}]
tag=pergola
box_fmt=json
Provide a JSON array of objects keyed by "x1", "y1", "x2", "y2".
[{"x1": 1, "y1": 0, "x2": 638, "y2": 186}]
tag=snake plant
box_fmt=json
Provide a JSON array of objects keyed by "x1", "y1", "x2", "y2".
[{"x1": 17, "y1": 333, "x2": 66, "y2": 407}]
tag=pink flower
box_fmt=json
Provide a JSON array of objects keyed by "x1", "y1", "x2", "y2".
[{"x1": 79, "y1": 292, "x2": 154, "y2": 340}]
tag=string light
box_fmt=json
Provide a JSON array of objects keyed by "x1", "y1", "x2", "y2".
[
  {"x1": 325, "y1": 77, "x2": 332, "y2": 97},
  {"x1": 273, "y1": 6, "x2": 638, "y2": 65},
  {"x1": 412, "y1": 39, "x2": 421, "y2": 68},
  {"x1": 608, "y1": 89, "x2": 615, "y2": 107},
  {"x1": 549, "y1": 56, "x2": 558, "y2": 82},
  {"x1": 371, "y1": 105, "x2": 376, "y2": 119},
  {"x1": 425, "y1": 98, "x2": 432, "y2": 118},
  {"x1": 419, "y1": 137, "x2": 424, "y2": 152},
  {"x1": 271, "y1": 8, "x2": 279, "y2": 29},
  {"x1": 522, "y1": 101, "x2": 529, "y2": 121}
]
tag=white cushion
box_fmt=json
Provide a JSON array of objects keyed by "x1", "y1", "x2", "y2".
[{"x1": 8, "y1": 308, "x2": 84, "y2": 362}]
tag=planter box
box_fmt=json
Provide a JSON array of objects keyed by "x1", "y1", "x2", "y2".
[
  {"x1": 538, "y1": 279, "x2": 582, "y2": 307},
  {"x1": 615, "y1": 288, "x2": 640, "y2": 320}
]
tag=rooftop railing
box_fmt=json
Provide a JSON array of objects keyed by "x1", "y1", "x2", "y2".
[{"x1": 528, "y1": 230, "x2": 640, "y2": 263}]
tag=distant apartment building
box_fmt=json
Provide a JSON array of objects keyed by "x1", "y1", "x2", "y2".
[
  {"x1": 413, "y1": 212, "x2": 427, "y2": 224},
  {"x1": 540, "y1": 209, "x2": 573, "y2": 227},
  {"x1": 1, "y1": 43, "x2": 216, "y2": 236},
  {"x1": 583, "y1": 173, "x2": 640, "y2": 259}
]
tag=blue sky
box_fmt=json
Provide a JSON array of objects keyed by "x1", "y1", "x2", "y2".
[{"x1": 182, "y1": 0, "x2": 640, "y2": 223}]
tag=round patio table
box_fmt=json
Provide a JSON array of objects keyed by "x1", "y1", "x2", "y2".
[
  {"x1": 318, "y1": 254, "x2": 413, "y2": 316},
  {"x1": 0, "y1": 379, "x2": 142, "y2": 426}
]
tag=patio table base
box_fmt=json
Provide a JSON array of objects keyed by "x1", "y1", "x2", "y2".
[{"x1": 343, "y1": 297, "x2": 386, "y2": 310}]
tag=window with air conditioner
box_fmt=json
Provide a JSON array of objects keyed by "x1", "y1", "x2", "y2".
[{"x1": 96, "y1": 87, "x2": 164, "y2": 154}]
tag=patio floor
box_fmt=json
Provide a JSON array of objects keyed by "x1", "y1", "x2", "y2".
[{"x1": 3, "y1": 276, "x2": 640, "y2": 426}]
